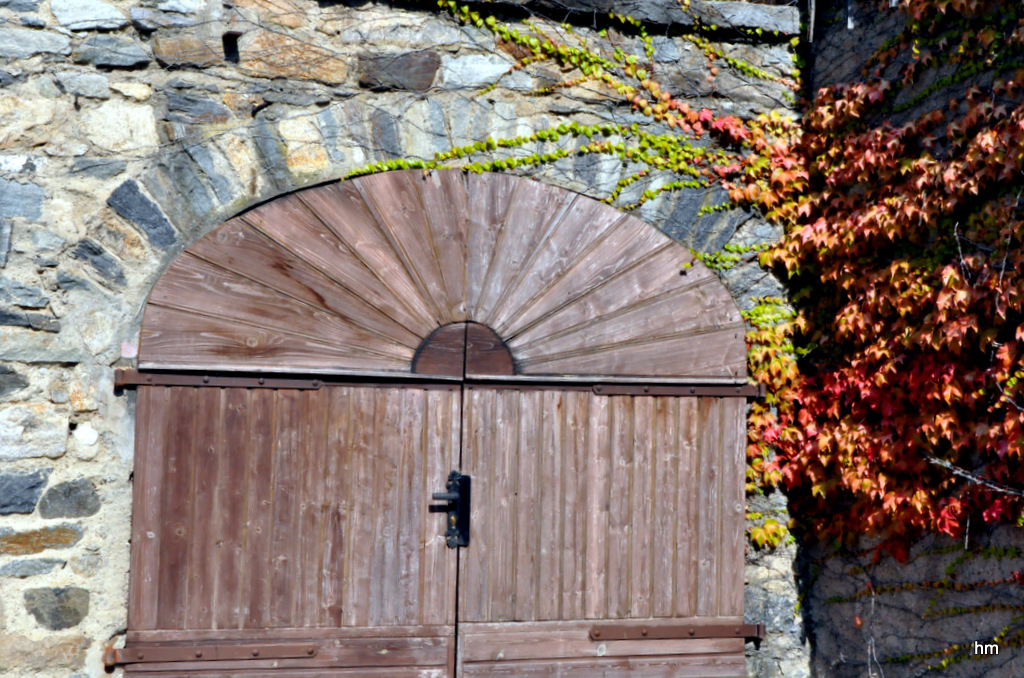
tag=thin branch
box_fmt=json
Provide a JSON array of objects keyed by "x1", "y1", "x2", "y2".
[{"x1": 925, "y1": 454, "x2": 1024, "y2": 498}]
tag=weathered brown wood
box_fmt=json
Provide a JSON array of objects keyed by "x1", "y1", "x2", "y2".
[
  {"x1": 464, "y1": 172, "x2": 518, "y2": 321},
  {"x1": 652, "y1": 398, "x2": 678, "y2": 619},
  {"x1": 696, "y1": 398, "x2": 720, "y2": 617},
  {"x1": 536, "y1": 390, "x2": 563, "y2": 621},
  {"x1": 416, "y1": 170, "x2": 470, "y2": 320},
  {"x1": 589, "y1": 622, "x2": 764, "y2": 641},
  {"x1": 719, "y1": 398, "x2": 747, "y2": 617},
  {"x1": 128, "y1": 386, "x2": 167, "y2": 631},
  {"x1": 464, "y1": 323, "x2": 515, "y2": 376},
  {"x1": 215, "y1": 389, "x2": 247, "y2": 628},
  {"x1": 242, "y1": 389, "x2": 275, "y2": 629},
  {"x1": 186, "y1": 387, "x2": 221, "y2": 628},
  {"x1": 458, "y1": 654, "x2": 746, "y2": 678},
  {"x1": 129, "y1": 625, "x2": 457, "y2": 642},
  {"x1": 126, "y1": 668, "x2": 448, "y2": 677},
  {"x1": 676, "y1": 398, "x2": 700, "y2": 618},
  {"x1": 412, "y1": 323, "x2": 466, "y2": 377}
]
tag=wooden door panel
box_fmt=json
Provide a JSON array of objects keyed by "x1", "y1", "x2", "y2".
[
  {"x1": 128, "y1": 384, "x2": 459, "y2": 674},
  {"x1": 458, "y1": 388, "x2": 747, "y2": 677},
  {"x1": 460, "y1": 389, "x2": 742, "y2": 622}
]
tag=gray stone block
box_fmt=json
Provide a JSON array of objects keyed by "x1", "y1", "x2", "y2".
[
  {"x1": 0, "y1": 28, "x2": 70, "y2": 59},
  {"x1": 0, "y1": 219, "x2": 10, "y2": 268},
  {"x1": 72, "y1": 157, "x2": 125, "y2": 180},
  {"x1": 106, "y1": 180, "x2": 177, "y2": 249},
  {"x1": 56, "y1": 72, "x2": 110, "y2": 100},
  {"x1": 23, "y1": 587, "x2": 89, "y2": 630},
  {"x1": 371, "y1": 109, "x2": 401, "y2": 160},
  {"x1": 0, "y1": 277, "x2": 48, "y2": 308},
  {"x1": 0, "y1": 468, "x2": 51, "y2": 514},
  {"x1": 74, "y1": 35, "x2": 151, "y2": 69},
  {"x1": 0, "y1": 70, "x2": 14, "y2": 87},
  {"x1": 129, "y1": 7, "x2": 199, "y2": 31},
  {"x1": 0, "y1": 365, "x2": 29, "y2": 397},
  {"x1": 51, "y1": 0, "x2": 127, "y2": 32},
  {"x1": 0, "y1": 558, "x2": 63, "y2": 578},
  {"x1": 166, "y1": 92, "x2": 231, "y2": 124},
  {"x1": 0, "y1": 308, "x2": 60, "y2": 332},
  {"x1": 0, "y1": 178, "x2": 44, "y2": 221},
  {"x1": 359, "y1": 51, "x2": 441, "y2": 92},
  {"x1": 70, "y1": 239, "x2": 126, "y2": 287},
  {"x1": 37, "y1": 479, "x2": 101, "y2": 519},
  {"x1": 0, "y1": 0, "x2": 41, "y2": 10}
]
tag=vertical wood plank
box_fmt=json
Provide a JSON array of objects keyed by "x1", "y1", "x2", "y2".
[
  {"x1": 675, "y1": 397, "x2": 699, "y2": 618},
  {"x1": 129, "y1": 386, "x2": 167, "y2": 631},
  {"x1": 241, "y1": 389, "x2": 275, "y2": 629},
  {"x1": 490, "y1": 390, "x2": 518, "y2": 622},
  {"x1": 719, "y1": 398, "x2": 746, "y2": 617},
  {"x1": 213, "y1": 389, "x2": 247, "y2": 628},
  {"x1": 320, "y1": 386, "x2": 349, "y2": 627},
  {"x1": 605, "y1": 396, "x2": 633, "y2": 619},
  {"x1": 459, "y1": 387, "x2": 487, "y2": 623},
  {"x1": 186, "y1": 387, "x2": 221, "y2": 628},
  {"x1": 583, "y1": 394, "x2": 610, "y2": 620},
  {"x1": 422, "y1": 388, "x2": 453, "y2": 626},
  {"x1": 536, "y1": 390, "x2": 563, "y2": 621},
  {"x1": 297, "y1": 389, "x2": 327, "y2": 627},
  {"x1": 157, "y1": 387, "x2": 197, "y2": 629},
  {"x1": 561, "y1": 391, "x2": 588, "y2": 620},
  {"x1": 270, "y1": 390, "x2": 301, "y2": 627},
  {"x1": 696, "y1": 398, "x2": 720, "y2": 617},
  {"x1": 369, "y1": 388, "x2": 401, "y2": 624},
  {"x1": 651, "y1": 398, "x2": 679, "y2": 619},
  {"x1": 514, "y1": 390, "x2": 540, "y2": 621},
  {"x1": 398, "y1": 388, "x2": 425, "y2": 625},
  {"x1": 629, "y1": 397, "x2": 654, "y2": 620}
]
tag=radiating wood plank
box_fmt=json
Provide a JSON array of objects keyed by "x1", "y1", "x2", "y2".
[
  {"x1": 606, "y1": 396, "x2": 633, "y2": 619},
  {"x1": 503, "y1": 220, "x2": 673, "y2": 339},
  {"x1": 150, "y1": 253, "x2": 412, "y2": 362},
  {"x1": 516, "y1": 326, "x2": 748, "y2": 378},
  {"x1": 536, "y1": 390, "x2": 563, "y2": 621},
  {"x1": 489, "y1": 200, "x2": 627, "y2": 337},
  {"x1": 212, "y1": 389, "x2": 248, "y2": 629},
  {"x1": 417, "y1": 170, "x2": 469, "y2": 320},
  {"x1": 464, "y1": 172, "x2": 518, "y2": 319},
  {"x1": 356, "y1": 172, "x2": 452, "y2": 324},
  {"x1": 129, "y1": 386, "x2": 167, "y2": 631},
  {"x1": 696, "y1": 398, "x2": 720, "y2": 617},
  {"x1": 140, "y1": 306, "x2": 410, "y2": 373},
  {"x1": 583, "y1": 394, "x2": 611, "y2": 619},
  {"x1": 718, "y1": 398, "x2": 746, "y2": 617},
  {"x1": 296, "y1": 182, "x2": 438, "y2": 335},
  {"x1": 181, "y1": 219, "x2": 423, "y2": 349},
  {"x1": 242, "y1": 389, "x2": 275, "y2": 629},
  {"x1": 157, "y1": 387, "x2": 198, "y2": 629},
  {"x1": 474, "y1": 182, "x2": 577, "y2": 327},
  {"x1": 651, "y1": 398, "x2": 678, "y2": 619},
  {"x1": 630, "y1": 397, "x2": 654, "y2": 620},
  {"x1": 186, "y1": 387, "x2": 221, "y2": 628},
  {"x1": 508, "y1": 252, "x2": 732, "y2": 353},
  {"x1": 243, "y1": 191, "x2": 438, "y2": 336}
]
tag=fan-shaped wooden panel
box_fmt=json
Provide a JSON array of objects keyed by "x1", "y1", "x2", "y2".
[{"x1": 139, "y1": 170, "x2": 746, "y2": 380}]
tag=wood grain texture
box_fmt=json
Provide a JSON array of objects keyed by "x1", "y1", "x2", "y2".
[
  {"x1": 128, "y1": 386, "x2": 167, "y2": 631},
  {"x1": 140, "y1": 170, "x2": 745, "y2": 382},
  {"x1": 460, "y1": 390, "x2": 739, "y2": 626},
  {"x1": 133, "y1": 385, "x2": 456, "y2": 633}
]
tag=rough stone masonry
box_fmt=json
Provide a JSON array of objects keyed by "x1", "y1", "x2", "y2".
[{"x1": 0, "y1": 1, "x2": 805, "y2": 676}]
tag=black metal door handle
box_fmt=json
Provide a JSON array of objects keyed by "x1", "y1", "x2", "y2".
[{"x1": 429, "y1": 471, "x2": 470, "y2": 548}]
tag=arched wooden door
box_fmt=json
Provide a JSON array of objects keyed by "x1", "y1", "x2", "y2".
[{"x1": 112, "y1": 171, "x2": 759, "y2": 677}]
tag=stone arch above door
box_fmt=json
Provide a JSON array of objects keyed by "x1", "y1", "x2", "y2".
[{"x1": 138, "y1": 170, "x2": 747, "y2": 382}]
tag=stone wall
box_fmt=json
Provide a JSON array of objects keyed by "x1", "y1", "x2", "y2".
[{"x1": 0, "y1": 1, "x2": 804, "y2": 676}]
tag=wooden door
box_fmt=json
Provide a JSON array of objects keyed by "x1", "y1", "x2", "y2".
[
  {"x1": 457, "y1": 387, "x2": 748, "y2": 678},
  {"x1": 125, "y1": 383, "x2": 460, "y2": 677}
]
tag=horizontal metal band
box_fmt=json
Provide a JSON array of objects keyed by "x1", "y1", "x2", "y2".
[
  {"x1": 104, "y1": 642, "x2": 317, "y2": 666},
  {"x1": 589, "y1": 622, "x2": 766, "y2": 641},
  {"x1": 115, "y1": 370, "x2": 765, "y2": 398}
]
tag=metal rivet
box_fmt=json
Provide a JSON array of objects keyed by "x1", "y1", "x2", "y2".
[
  {"x1": 252, "y1": 649, "x2": 260, "y2": 657},
  {"x1": 593, "y1": 631, "x2": 601, "y2": 638},
  {"x1": 202, "y1": 376, "x2": 210, "y2": 383},
  {"x1": 735, "y1": 627, "x2": 741, "y2": 635},
  {"x1": 689, "y1": 387, "x2": 696, "y2": 394},
  {"x1": 195, "y1": 651, "x2": 203, "y2": 658},
  {"x1": 312, "y1": 379, "x2": 322, "y2": 388},
  {"x1": 258, "y1": 377, "x2": 265, "y2": 385},
  {"x1": 307, "y1": 647, "x2": 316, "y2": 656},
  {"x1": 688, "y1": 629, "x2": 695, "y2": 636},
  {"x1": 641, "y1": 628, "x2": 648, "y2": 636},
  {"x1": 643, "y1": 386, "x2": 649, "y2": 393},
  {"x1": 137, "y1": 653, "x2": 145, "y2": 660}
]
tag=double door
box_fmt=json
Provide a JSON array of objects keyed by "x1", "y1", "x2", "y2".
[{"x1": 122, "y1": 381, "x2": 747, "y2": 677}]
